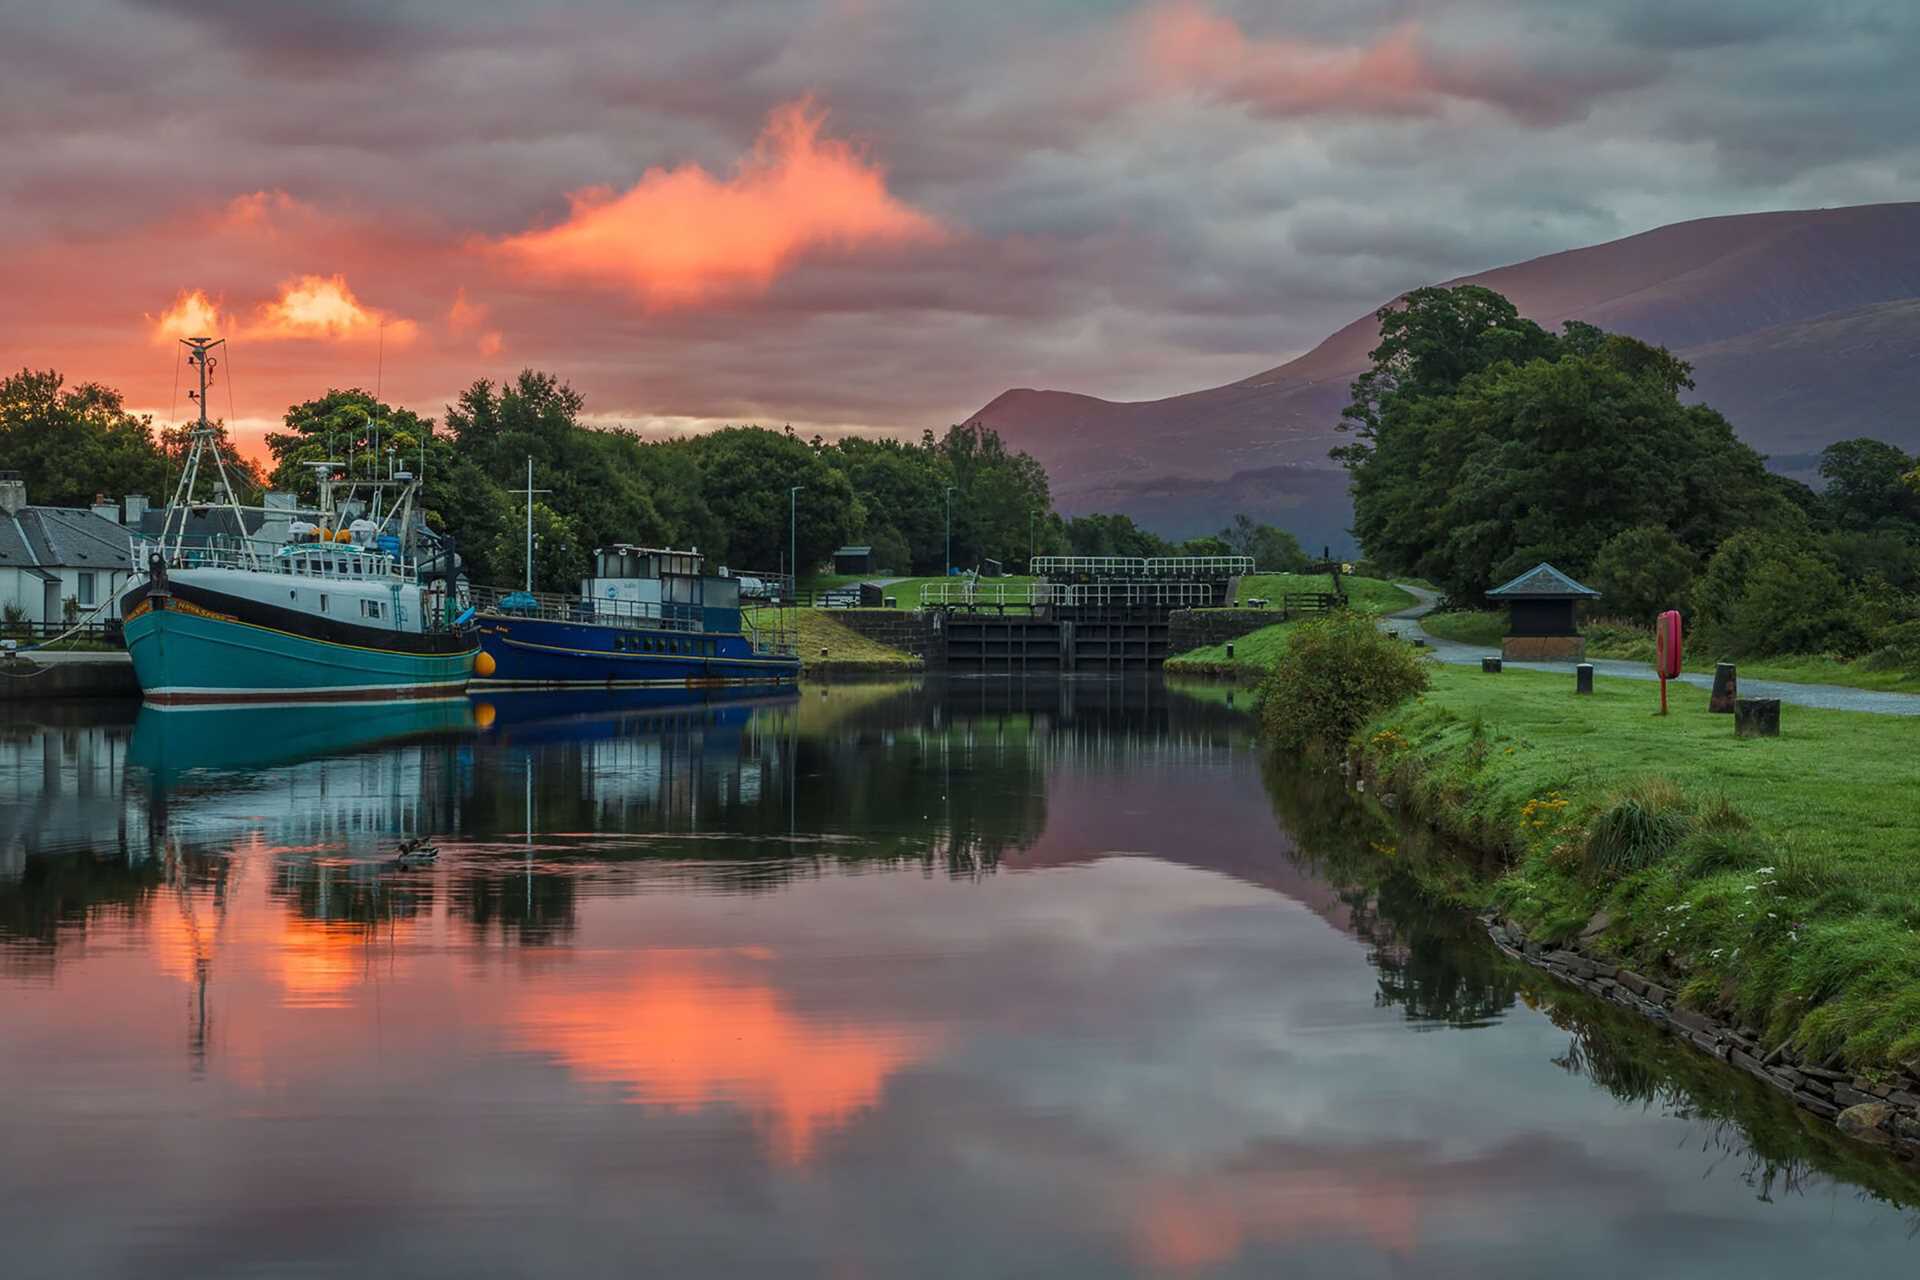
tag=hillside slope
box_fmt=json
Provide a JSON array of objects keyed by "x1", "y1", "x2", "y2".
[{"x1": 975, "y1": 202, "x2": 1920, "y2": 546}]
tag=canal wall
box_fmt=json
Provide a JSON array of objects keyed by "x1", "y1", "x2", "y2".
[
  {"x1": 821, "y1": 610, "x2": 940, "y2": 660},
  {"x1": 1168, "y1": 609, "x2": 1277, "y2": 653},
  {"x1": 0, "y1": 652, "x2": 139, "y2": 701},
  {"x1": 1482, "y1": 913, "x2": 1920, "y2": 1157}
]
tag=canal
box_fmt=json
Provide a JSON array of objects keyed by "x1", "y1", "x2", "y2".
[{"x1": 3, "y1": 679, "x2": 1916, "y2": 1276}]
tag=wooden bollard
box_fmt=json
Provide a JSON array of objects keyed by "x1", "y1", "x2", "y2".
[
  {"x1": 1709, "y1": 662, "x2": 1738, "y2": 713},
  {"x1": 1482, "y1": 656, "x2": 1502, "y2": 673},
  {"x1": 1575, "y1": 663, "x2": 1593, "y2": 695},
  {"x1": 1734, "y1": 697, "x2": 1780, "y2": 738},
  {"x1": 1225, "y1": 642, "x2": 1235, "y2": 659},
  {"x1": 1411, "y1": 637, "x2": 1425, "y2": 647}
]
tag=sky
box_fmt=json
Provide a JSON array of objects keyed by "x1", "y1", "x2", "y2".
[{"x1": 5, "y1": 0, "x2": 1918, "y2": 459}]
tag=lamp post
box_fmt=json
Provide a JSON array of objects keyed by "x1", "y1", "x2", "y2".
[
  {"x1": 789, "y1": 485, "x2": 804, "y2": 598},
  {"x1": 1029, "y1": 509, "x2": 1038, "y2": 570},
  {"x1": 944, "y1": 485, "x2": 957, "y2": 577}
]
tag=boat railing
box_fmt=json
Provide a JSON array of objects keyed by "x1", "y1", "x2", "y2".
[
  {"x1": 469, "y1": 584, "x2": 703, "y2": 633},
  {"x1": 133, "y1": 534, "x2": 420, "y2": 583},
  {"x1": 741, "y1": 607, "x2": 799, "y2": 658}
]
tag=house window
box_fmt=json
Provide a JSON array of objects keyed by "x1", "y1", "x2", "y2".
[{"x1": 76, "y1": 572, "x2": 95, "y2": 606}]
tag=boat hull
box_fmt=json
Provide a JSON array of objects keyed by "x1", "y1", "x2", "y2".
[
  {"x1": 123, "y1": 591, "x2": 478, "y2": 707},
  {"x1": 473, "y1": 614, "x2": 799, "y2": 688}
]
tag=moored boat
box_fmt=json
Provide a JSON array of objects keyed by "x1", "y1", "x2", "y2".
[
  {"x1": 119, "y1": 337, "x2": 482, "y2": 707},
  {"x1": 471, "y1": 543, "x2": 800, "y2": 688}
]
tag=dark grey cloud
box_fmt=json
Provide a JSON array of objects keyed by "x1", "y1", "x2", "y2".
[{"x1": 2, "y1": 0, "x2": 1917, "y2": 436}]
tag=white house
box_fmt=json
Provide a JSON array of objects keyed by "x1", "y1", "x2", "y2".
[{"x1": 0, "y1": 473, "x2": 140, "y2": 626}]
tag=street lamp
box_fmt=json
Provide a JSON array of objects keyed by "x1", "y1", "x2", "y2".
[
  {"x1": 944, "y1": 485, "x2": 957, "y2": 578},
  {"x1": 1029, "y1": 509, "x2": 1038, "y2": 569},
  {"x1": 789, "y1": 485, "x2": 804, "y2": 597}
]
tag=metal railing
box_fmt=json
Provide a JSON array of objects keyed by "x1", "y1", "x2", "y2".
[
  {"x1": 921, "y1": 580, "x2": 1220, "y2": 609},
  {"x1": 470, "y1": 585, "x2": 704, "y2": 633},
  {"x1": 134, "y1": 535, "x2": 421, "y2": 584},
  {"x1": 1031, "y1": 555, "x2": 1254, "y2": 579}
]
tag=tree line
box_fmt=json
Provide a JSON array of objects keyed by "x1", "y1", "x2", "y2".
[
  {"x1": 1335, "y1": 285, "x2": 1920, "y2": 667},
  {"x1": 0, "y1": 367, "x2": 1305, "y2": 591}
]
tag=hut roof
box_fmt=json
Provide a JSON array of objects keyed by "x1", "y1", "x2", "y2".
[{"x1": 1486, "y1": 562, "x2": 1600, "y2": 599}]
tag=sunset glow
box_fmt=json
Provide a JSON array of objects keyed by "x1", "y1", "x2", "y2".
[{"x1": 495, "y1": 99, "x2": 944, "y2": 307}]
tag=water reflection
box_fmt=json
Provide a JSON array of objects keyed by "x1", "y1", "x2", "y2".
[{"x1": 2, "y1": 681, "x2": 1917, "y2": 1276}]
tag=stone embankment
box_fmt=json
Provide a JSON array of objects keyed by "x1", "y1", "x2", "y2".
[
  {"x1": 820, "y1": 609, "x2": 939, "y2": 660},
  {"x1": 1485, "y1": 913, "x2": 1920, "y2": 1156},
  {"x1": 0, "y1": 652, "x2": 138, "y2": 700}
]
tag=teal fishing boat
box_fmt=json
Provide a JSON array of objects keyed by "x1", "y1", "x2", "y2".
[{"x1": 120, "y1": 337, "x2": 482, "y2": 706}]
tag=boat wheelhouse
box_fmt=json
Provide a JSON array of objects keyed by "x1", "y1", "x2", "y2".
[{"x1": 471, "y1": 543, "x2": 799, "y2": 688}]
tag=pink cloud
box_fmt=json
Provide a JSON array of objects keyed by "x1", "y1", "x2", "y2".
[{"x1": 493, "y1": 98, "x2": 945, "y2": 308}]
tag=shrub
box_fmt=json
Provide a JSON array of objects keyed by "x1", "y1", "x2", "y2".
[
  {"x1": 1860, "y1": 619, "x2": 1920, "y2": 672},
  {"x1": 1255, "y1": 611, "x2": 1429, "y2": 752},
  {"x1": 1692, "y1": 531, "x2": 1871, "y2": 658},
  {"x1": 1583, "y1": 778, "x2": 1692, "y2": 880}
]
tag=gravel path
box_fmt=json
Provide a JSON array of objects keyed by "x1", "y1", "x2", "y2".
[{"x1": 1381, "y1": 585, "x2": 1920, "y2": 718}]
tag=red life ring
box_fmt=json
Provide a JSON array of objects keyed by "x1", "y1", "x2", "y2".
[{"x1": 1654, "y1": 610, "x2": 1683, "y2": 680}]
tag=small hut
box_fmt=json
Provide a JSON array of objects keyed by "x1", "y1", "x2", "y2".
[
  {"x1": 832, "y1": 545, "x2": 874, "y2": 575},
  {"x1": 1486, "y1": 562, "x2": 1599, "y2": 661}
]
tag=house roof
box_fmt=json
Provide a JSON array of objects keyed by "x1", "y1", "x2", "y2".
[
  {"x1": 1487, "y1": 562, "x2": 1600, "y2": 599},
  {"x1": 16, "y1": 508, "x2": 135, "y2": 571},
  {"x1": 834, "y1": 545, "x2": 873, "y2": 556}
]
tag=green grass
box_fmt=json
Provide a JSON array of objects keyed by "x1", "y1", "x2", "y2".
[
  {"x1": 745, "y1": 607, "x2": 922, "y2": 672},
  {"x1": 1416, "y1": 609, "x2": 1507, "y2": 647},
  {"x1": 1164, "y1": 621, "x2": 1298, "y2": 679},
  {"x1": 1234, "y1": 573, "x2": 1416, "y2": 616},
  {"x1": 1417, "y1": 610, "x2": 1920, "y2": 693},
  {"x1": 1363, "y1": 662, "x2": 1920, "y2": 1071}
]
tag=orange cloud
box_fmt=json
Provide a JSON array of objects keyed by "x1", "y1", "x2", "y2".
[
  {"x1": 1132, "y1": 1168, "x2": 1421, "y2": 1272},
  {"x1": 495, "y1": 98, "x2": 943, "y2": 307},
  {"x1": 252, "y1": 273, "x2": 415, "y2": 341},
  {"x1": 516, "y1": 959, "x2": 935, "y2": 1164},
  {"x1": 1138, "y1": 2, "x2": 1444, "y2": 117},
  {"x1": 447, "y1": 287, "x2": 504, "y2": 355},
  {"x1": 148, "y1": 274, "x2": 418, "y2": 345},
  {"x1": 149, "y1": 288, "x2": 227, "y2": 342}
]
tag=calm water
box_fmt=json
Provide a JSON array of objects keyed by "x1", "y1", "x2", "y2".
[{"x1": 3, "y1": 680, "x2": 1917, "y2": 1278}]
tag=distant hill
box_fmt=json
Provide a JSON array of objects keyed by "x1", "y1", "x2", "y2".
[{"x1": 974, "y1": 202, "x2": 1920, "y2": 551}]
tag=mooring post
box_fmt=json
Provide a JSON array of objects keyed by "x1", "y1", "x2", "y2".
[
  {"x1": 1734, "y1": 697, "x2": 1780, "y2": 738},
  {"x1": 1482, "y1": 656, "x2": 1502, "y2": 673},
  {"x1": 1709, "y1": 662, "x2": 1738, "y2": 713},
  {"x1": 1226, "y1": 641, "x2": 1235, "y2": 660},
  {"x1": 1575, "y1": 663, "x2": 1593, "y2": 695}
]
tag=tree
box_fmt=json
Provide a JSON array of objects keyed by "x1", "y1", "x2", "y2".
[
  {"x1": 1221, "y1": 515, "x2": 1308, "y2": 571},
  {"x1": 685, "y1": 428, "x2": 861, "y2": 574},
  {"x1": 867, "y1": 524, "x2": 912, "y2": 575},
  {"x1": 1692, "y1": 532, "x2": 1870, "y2": 658},
  {"x1": 1819, "y1": 438, "x2": 1920, "y2": 533},
  {"x1": 1062, "y1": 512, "x2": 1169, "y2": 559},
  {"x1": 1588, "y1": 525, "x2": 1699, "y2": 622},
  {"x1": 1332, "y1": 289, "x2": 1782, "y2": 601},
  {"x1": 826, "y1": 437, "x2": 951, "y2": 573},
  {"x1": 936, "y1": 422, "x2": 1052, "y2": 568},
  {"x1": 0, "y1": 369, "x2": 169, "y2": 508}
]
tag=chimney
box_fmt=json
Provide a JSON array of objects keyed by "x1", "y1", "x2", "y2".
[
  {"x1": 0, "y1": 471, "x2": 24, "y2": 516},
  {"x1": 125, "y1": 494, "x2": 149, "y2": 526},
  {"x1": 92, "y1": 493, "x2": 121, "y2": 524}
]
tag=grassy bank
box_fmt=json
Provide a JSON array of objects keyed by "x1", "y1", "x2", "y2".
[
  {"x1": 747, "y1": 607, "x2": 922, "y2": 674},
  {"x1": 1416, "y1": 609, "x2": 1920, "y2": 694},
  {"x1": 1234, "y1": 573, "x2": 1416, "y2": 616},
  {"x1": 1360, "y1": 663, "x2": 1920, "y2": 1071},
  {"x1": 1166, "y1": 574, "x2": 1417, "y2": 678}
]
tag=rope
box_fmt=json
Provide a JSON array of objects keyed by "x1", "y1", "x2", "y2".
[{"x1": 22, "y1": 593, "x2": 119, "y2": 651}]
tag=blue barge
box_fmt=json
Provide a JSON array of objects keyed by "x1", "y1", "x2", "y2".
[{"x1": 471, "y1": 544, "x2": 799, "y2": 689}]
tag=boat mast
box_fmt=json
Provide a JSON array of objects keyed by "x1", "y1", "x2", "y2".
[
  {"x1": 512, "y1": 455, "x2": 550, "y2": 593},
  {"x1": 163, "y1": 337, "x2": 256, "y2": 569}
]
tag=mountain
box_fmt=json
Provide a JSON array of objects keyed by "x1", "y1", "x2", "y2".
[{"x1": 973, "y1": 202, "x2": 1920, "y2": 551}]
